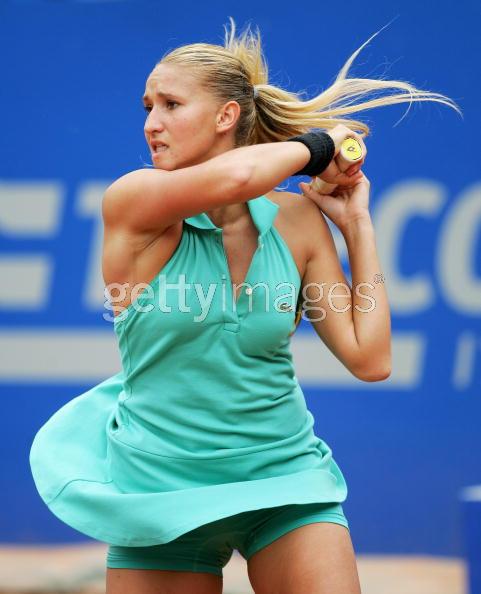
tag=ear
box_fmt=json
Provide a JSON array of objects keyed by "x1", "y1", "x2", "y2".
[{"x1": 216, "y1": 100, "x2": 241, "y2": 134}]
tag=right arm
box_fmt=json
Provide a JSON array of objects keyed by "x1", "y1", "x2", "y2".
[{"x1": 102, "y1": 141, "x2": 311, "y2": 232}]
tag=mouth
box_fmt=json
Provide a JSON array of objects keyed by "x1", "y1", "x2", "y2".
[{"x1": 151, "y1": 142, "x2": 169, "y2": 155}]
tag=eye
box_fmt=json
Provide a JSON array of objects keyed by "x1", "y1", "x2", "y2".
[{"x1": 143, "y1": 100, "x2": 178, "y2": 114}]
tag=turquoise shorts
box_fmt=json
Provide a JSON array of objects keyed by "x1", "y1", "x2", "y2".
[{"x1": 106, "y1": 501, "x2": 349, "y2": 577}]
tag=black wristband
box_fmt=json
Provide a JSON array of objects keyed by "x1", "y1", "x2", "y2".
[{"x1": 286, "y1": 131, "x2": 335, "y2": 177}]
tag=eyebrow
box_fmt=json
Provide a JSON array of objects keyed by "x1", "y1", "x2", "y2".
[{"x1": 142, "y1": 91, "x2": 182, "y2": 102}]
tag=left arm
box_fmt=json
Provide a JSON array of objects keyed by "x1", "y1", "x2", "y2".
[{"x1": 297, "y1": 193, "x2": 391, "y2": 382}]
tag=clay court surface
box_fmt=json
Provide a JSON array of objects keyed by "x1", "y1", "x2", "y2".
[{"x1": 0, "y1": 544, "x2": 467, "y2": 593}]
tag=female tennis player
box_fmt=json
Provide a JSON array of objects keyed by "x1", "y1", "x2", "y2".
[{"x1": 29, "y1": 17, "x2": 461, "y2": 594}]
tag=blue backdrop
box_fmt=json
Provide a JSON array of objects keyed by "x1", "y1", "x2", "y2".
[{"x1": 1, "y1": 0, "x2": 479, "y2": 558}]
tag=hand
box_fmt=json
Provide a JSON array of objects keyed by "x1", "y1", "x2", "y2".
[
  {"x1": 300, "y1": 172, "x2": 371, "y2": 232},
  {"x1": 318, "y1": 124, "x2": 367, "y2": 187}
]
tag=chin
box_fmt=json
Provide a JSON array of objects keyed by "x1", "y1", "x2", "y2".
[{"x1": 151, "y1": 158, "x2": 175, "y2": 171}]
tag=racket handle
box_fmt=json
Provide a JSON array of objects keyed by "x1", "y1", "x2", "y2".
[{"x1": 310, "y1": 136, "x2": 364, "y2": 194}]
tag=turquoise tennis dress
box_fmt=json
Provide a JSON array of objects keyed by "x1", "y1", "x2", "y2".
[{"x1": 29, "y1": 194, "x2": 348, "y2": 547}]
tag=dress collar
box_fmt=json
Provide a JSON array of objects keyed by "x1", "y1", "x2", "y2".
[{"x1": 184, "y1": 195, "x2": 279, "y2": 238}]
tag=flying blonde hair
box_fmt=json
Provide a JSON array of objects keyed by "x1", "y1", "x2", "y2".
[
  {"x1": 156, "y1": 16, "x2": 462, "y2": 149},
  {"x1": 155, "y1": 18, "x2": 462, "y2": 334}
]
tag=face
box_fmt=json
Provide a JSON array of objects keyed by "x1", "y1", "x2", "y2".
[{"x1": 142, "y1": 63, "x2": 239, "y2": 170}]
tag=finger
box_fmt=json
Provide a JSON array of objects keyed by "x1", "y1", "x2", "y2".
[
  {"x1": 346, "y1": 165, "x2": 360, "y2": 176},
  {"x1": 338, "y1": 170, "x2": 363, "y2": 185},
  {"x1": 300, "y1": 182, "x2": 333, "y2": 201},
  {"x1": 346, "y1": 156, "x2": 365, "y2": 176}
]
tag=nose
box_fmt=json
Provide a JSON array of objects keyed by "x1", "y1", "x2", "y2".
[{"x1": 144, "y1": 108, "x2": 165, "y2": 137}]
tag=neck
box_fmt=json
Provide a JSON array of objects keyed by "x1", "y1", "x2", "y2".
[{"x1": 206, "y1": 202, "x2": 250, "y2": 230}]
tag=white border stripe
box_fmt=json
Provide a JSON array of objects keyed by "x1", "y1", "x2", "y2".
[
  {"x1": 291, "y1": 332, "x2": 425, "y2": 389},
  {"x1": 0, "y1": 330, "x2": 121, "y2": 383},
  {"x1": 0, "y1": 330, "x2": 424, "y2": 388}
]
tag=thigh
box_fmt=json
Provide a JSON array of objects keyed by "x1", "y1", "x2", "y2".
[
  {"x1": 246, "y1": 503, "x2": 361, "y2": 594},
  {"x1": 105, "y1": 521, "x2": 233, "y2": 594},
  {"x1": 106, "y1": 567, "x2": 222, "y2": 594}
]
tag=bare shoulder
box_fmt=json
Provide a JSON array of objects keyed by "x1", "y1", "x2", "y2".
[{"x1": 266, "y1": 189, "x2": 330, "y2": 264}]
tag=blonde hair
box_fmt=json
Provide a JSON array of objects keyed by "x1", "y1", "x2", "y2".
[{"x1": 157, "y1": 17, "x2": 462, "y2": 148}]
